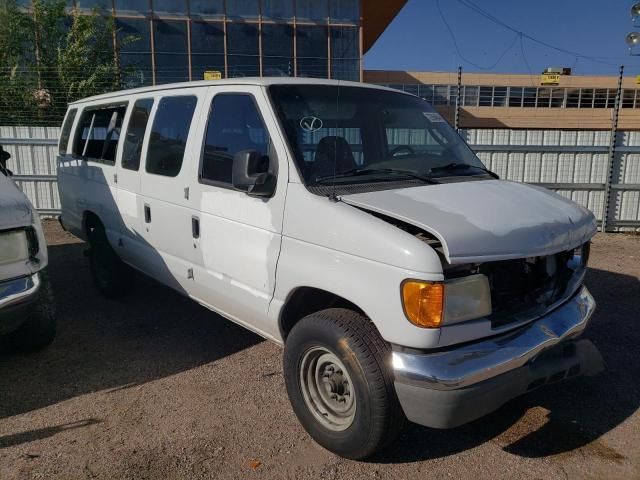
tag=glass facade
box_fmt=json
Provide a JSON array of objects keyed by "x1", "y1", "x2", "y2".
[
  {"x1": 381, "y1": 83, "x2": 637, "y2": 109},
  {"x1": 24, "y1": 0, "x2": 362, "y2": 86}
]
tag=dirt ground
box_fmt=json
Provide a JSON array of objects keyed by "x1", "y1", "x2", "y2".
[{"x1": 1, "y1": 220, "x2": 639, "y2": 479}]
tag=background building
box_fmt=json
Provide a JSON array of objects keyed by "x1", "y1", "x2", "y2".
[
  {"x1": 14, "y1": 0, "x2": 406, "y2": 85},
  {"x1": 365, "y1": 70, "x2": 640, "y2": 130}
]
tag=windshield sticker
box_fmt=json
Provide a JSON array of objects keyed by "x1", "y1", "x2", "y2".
[
  {"x1": 423, "y1": 112, "x2": 445, "y2": 123},
  {"x1": 300, "y1": 116, "x2": 323, "y2": 132}
]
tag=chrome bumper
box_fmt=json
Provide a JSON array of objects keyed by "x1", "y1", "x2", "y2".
[
  {"x1": 0, "y1": 273, "x2": 41, "y2": 310},
  {"x1": 393, "y1": 286, "x2": 603, "y2": 428}
]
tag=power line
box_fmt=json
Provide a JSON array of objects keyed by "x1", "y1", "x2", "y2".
[
  {"x1": 455, "y1": 0, "x2": 620, "y2": 67},
  {"x1": 435, "y1": 0, "x2": 519, "y2": 70}
]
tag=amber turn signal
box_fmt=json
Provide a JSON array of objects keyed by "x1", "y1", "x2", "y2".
[{"x1": 401, "y1": 281, "x2": 444, "y2": 328}]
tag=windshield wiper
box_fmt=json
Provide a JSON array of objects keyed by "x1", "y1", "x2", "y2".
[
  {"x1": 429, "y1": 163, "x2": 499, "y2": 179},
  {"x1": 315, "y1": 168, "x2": 439, "y2": 185}
]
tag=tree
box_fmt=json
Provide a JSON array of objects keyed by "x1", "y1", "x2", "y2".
[{"x1": 0, "y1": 0, "x2": 128, "y2": 126}]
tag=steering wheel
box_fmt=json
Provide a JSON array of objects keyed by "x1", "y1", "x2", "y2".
[{"x1": 389, "y1": 145, "x2": 415, "y2": 157}]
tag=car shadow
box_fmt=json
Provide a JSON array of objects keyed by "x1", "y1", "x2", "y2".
[
  {"x1": 0, "y1": 240, "x2": 263, "y2": 421},
  {"x1": 372, "y1": 266, "x2": 640, "y2": 463}
]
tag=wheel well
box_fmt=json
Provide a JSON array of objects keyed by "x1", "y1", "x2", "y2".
[
  {"x1": 83, "y1": 211, "x2": 102, "y2": 237},
  {"x1": 279, "y1": 287, "x2": 364, "y2": 340}
]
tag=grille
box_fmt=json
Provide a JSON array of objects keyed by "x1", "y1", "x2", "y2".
[{"x1": 482, "y1": 243, "x2": 588, "y2": 328}]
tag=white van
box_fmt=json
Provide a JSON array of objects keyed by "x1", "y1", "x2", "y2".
[{"x1": 57, "y1": 78, "x2": 602, "y2": 459}]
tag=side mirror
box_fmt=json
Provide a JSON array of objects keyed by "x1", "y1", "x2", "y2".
[{"x1": 232, "y1": 150, "x2": 276, "y2": 197}]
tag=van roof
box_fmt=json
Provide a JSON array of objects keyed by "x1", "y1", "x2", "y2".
[{"x1": 68, "y1": 77, "x2": 400, "y2": 105}]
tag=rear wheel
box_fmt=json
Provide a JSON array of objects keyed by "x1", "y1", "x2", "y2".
[
  {"x1": 87, "y1": 222, "x2": 133, "y2": 299},
  {"x1": 283, "y1": 308, "x2": 406, "y2": 459}
]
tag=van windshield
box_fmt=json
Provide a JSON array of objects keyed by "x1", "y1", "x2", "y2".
[{"x1": 268, "y1": 85, "x2": 490, "y2": 188}]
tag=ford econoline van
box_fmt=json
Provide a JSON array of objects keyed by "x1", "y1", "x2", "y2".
[{"x1": 57, "y1": 78, "x2": 602, "y2": 459}]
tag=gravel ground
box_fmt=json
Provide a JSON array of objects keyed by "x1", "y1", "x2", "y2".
[{"x1": 1, "y1": 220, "x2": 639, "y2": 479}]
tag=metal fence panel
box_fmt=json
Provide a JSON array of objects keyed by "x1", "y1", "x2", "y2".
[{"x1": 2, "y1": 126, "x2": 640, "y2": 230}]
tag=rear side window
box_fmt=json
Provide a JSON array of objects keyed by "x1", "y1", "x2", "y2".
[
  {"x1": 72, "y1": 104, "x2": 128, "y2": 164},
  {"x1": 59, "y1": 108, "x2": 77, "y2": 155},
  {"x1": 121, "y1": 98, "x2": 154, "y2": 171},
  {"x1": 146, "y1": 96, "x2": 197, "y2": 177},
  {"x1": 200, "y1": 94, "x2": 270, "y2": 185}
]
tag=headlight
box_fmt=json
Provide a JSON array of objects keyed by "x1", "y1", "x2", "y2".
[
  {"x1": 401, "y1": 274, "x2": 492, "y2": 328},
  {"x1": 0, "y1": 229, "x2": 30, "y2": 266}
]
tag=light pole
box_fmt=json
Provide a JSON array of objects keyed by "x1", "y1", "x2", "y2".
[{"x1": 626, "y1": 2, "x2": 640, "y2": 54}]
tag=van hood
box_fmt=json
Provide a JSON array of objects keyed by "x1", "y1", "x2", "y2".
[
  {"x1": 341, "y1": 180, "x2": 597, "y2": 264},
  {"x1": 0, "y1": 174, "x2": 33, "y2": 229}
]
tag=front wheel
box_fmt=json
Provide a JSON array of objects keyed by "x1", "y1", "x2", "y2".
[{"x1": 283, "y1": 308, "x2": 405, "y2": 460}]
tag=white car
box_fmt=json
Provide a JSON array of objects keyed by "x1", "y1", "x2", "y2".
[
  {"x1": 57, "y1": 78, "x2": 602, "y2": 459},
  {"x1": 0, "y1": 165, "x2": 55, "y2": 351}
]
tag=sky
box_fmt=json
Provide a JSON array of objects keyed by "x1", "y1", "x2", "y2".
[{"x1": 364, "y1": 0, "x2": 640, "y2": 77}]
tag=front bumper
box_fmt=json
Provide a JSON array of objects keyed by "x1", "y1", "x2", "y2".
[
  {"x1": 392, "y1": 286, "x2": 603, "y2": 429},
  {"x1": 0, "y1": 273, "x2": 42, "y2": 335}
]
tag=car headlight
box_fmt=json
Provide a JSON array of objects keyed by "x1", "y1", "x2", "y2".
[
  {"x1": 401, "y1": 274, "x2": 492, "y2": 328},
  {"x1": 0, "y1": 229, "x2": 30, "y2": 266}
]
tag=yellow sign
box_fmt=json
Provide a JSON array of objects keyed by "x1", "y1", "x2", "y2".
[
  {"x1": 540, "y1": 73, "x2": 561, "y2": 85},
  {"x1": 636, "y1": 75, "x2": 640, "y2": 85},
  {"x1": 203, "y1": 70, "x2": 222, "y2": 80}
]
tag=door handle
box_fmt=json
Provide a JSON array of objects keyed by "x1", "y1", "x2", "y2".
[
  {"x1": 192, "y1": 216, "x2": 200, "y2": 239},
  {"x1": 144, "y1": 204, "x2": 151, "y2": 224}
]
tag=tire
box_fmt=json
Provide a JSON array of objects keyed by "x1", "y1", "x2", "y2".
[
  {"x1": 283, "y1": 308, "x2": 406, "y2": 460},
  {"x1": 7, "y1": 271, "x2": 56, "y2": 352},
  {"x1": 87, "y1": 222, "x2": 133, "y2": 299}
]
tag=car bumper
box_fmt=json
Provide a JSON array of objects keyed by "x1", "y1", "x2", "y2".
[
  {"x1": 392, "y1": 286, "x2": 603, "y2": 429},
  {"x1": 0, "y1": 272, "x2": 42, "y2": 336}
]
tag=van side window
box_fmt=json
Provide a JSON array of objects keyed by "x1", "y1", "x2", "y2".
[
  {"x1": 146, "y1": 96, "x2": 197, "y2": 177},
  {"x1": 59, "y1": 108, "x2": 77, "y2": 155},
  {"x1": 72, "y1": 104, "x2": 128, "y2": 164},
  {"x1": 200, "y1": 94, "x2": 270, "y2": 186},
  {"x1": 121, "y1": 98, "x2": 154, "y2": 171}
]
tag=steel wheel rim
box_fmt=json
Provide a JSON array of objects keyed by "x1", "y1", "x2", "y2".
[{"x1": 299, "y1": 346, "x2": 356, "y2": 431}]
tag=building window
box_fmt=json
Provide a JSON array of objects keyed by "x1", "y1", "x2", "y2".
[
  {"x1": 189, "y1": 0, "x2": 223, "y2": 16},
  {"x1": 296, "y1": 25, "x2": 328, "y2": 78},
  {"x1": 114, "y1": 0, "x2": 149, "y2": 13},
  {"x1": 153, "y1": 0, "x2": 186, "y2": 15},
  {"x1": 478, "y1": 86, "x2": 493, "y2": 106},
  {"x1": 262, "y1": 0, "x2": 294, "y2": 19},
  {"x1": 295, "y1": 0, "x2": 328, "y2": 20},
  {"x1": 523, "y1": 88, "x2": 536, "y2": 107},
  {"x1": 262, "y1": 23, "x2": 294, "y2": 76},
  {"x1": 622, "y1": 89, "x2": 636, "y2": 108},
  {"x1": 420, "y1": 85, "x2": 434, "y2": 103},
  {"x1": 122, "y1": 98, "x2": 154, "y2": 171},
  {"x1": 508, "y1": 87, "x2": 523, "y2": 107},
  {"x1": 536, "y1": 88, "x2": 551, "y2": 108},
  {"x1": 550, "y1": 88, "x2": 565, "y2": 108},
  {"x1": 153, "y1": 20, "x2": 189, "y2": 84},
  {"x1": 463, "y1": 86, "x2": 479, "y2": 107},
  {"x1": 226, "y1": 0, "x2": 259, "y2": 18},
  {"x1": 330, "y1": 26, "x2": 359, "y2": 80},
  {"x1": 566, "y1": 89, "x2": 580, "y2": 108},
  {"x1": 329, "y1": 0, "x2": 360, "y2": 21},
  {"x1": 200, "y1": 94, "x2": 270, "y2": 186},
  {"x1": 433, "y1": 85, "x2": 449, "y2": 105},
  {"x1": 227, "y1": 22, "x2": 260, "y2": 77},
  {"x1": 492, "y1": 86, "x2": 507, "y2": 106},
  {"x1": 191, "y1": 22, "x2": 225, "y2": 80},
  {"x1": 117, "y1": 18, "x2": 153, "y2": 87},
  {"x1": 580, "y1": 88, "x2": 594, "y2": 108},
  {"x1": 146, "y1": 96, "x2": 197, "y2": 177}
]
